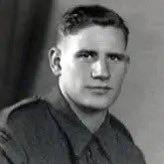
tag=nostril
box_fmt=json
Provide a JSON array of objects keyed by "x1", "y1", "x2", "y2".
[{"x1": 91, "y1": 71, "x2": 110, "y2": 81}]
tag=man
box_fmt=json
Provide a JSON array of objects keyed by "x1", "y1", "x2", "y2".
[{"x1": 0, "y1": 5, "x2": 146, "y2": 164}]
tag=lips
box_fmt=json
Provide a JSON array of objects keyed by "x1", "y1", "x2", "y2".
[{"x1": 85, "y1": 86, "x2": 112, "y2": 94}]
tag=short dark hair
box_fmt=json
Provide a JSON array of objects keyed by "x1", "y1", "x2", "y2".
[{"x1": 58, "y1": 5, "x2": 129, "y2": 48}]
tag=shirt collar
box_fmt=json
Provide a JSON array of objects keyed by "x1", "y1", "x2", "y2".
[{"x1": 44, "y1": 85, "x2": 124, "y2": 160}]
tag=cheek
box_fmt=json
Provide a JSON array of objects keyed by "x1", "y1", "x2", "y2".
[
  {"x1": 111, "y1": 64, "x2": 127, "y2": 84},
  {"x1": 62, "y1": 62, "x2": 89, "y2": 84}
]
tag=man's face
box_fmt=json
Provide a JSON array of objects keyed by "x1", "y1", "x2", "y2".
[{"x1": 58, "y1": 25, "x2": 129, "y2": 111}]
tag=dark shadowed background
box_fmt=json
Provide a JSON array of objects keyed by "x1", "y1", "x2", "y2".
[
  {"x1": 0, "y1": 0, "x2": 164, "y2": 164},
  {"x1": 0, "y1": 0, "x2": 55, "y2": 107}
]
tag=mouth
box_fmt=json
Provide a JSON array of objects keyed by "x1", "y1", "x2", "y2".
[{"x1": 85, "y1": 86, "x2": 112, "y2": 95}]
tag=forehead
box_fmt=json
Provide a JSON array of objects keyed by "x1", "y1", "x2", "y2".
[{"x1": 60, "y1": 25, "x2": 125, "y2": 53}]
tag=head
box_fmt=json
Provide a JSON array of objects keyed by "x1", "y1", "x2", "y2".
[{"x1": 49, "y1": 5, "x2": 130, "y2": 112}]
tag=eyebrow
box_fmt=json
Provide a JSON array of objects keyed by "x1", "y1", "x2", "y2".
[
  {"x1": 106, "y1": 52, "x2": 124, "y2": 56},
  {"x1": 76, "y1": 49, "x2": 97, "y2": 56}
]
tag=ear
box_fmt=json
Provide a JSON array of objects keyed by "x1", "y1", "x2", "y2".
[{"x1": 48, "y1": 47, "x2": 62, "y2": 76}]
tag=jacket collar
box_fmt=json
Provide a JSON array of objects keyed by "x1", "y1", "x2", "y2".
[{"x1": 44, "y1": 85, "x2": 129, "y2": 162}]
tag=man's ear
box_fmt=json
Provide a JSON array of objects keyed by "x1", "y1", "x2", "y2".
[{"x1": 48, "y1": 47, "x2": 62, "y2": 76}]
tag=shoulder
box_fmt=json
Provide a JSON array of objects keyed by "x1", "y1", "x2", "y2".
[
  {"x1": 0, "y1": 96, "x2": 48, "y2": 128},
  {"x1": 110, "y1": 114, "x2": 146, "y2": 163},
  {"x1": 110, "y1": 114, "x2": 134, "y2": 143},
  {"x1": 0, "y1": 97, "x2": 62, "y2": 164},
  {"x1": 0, "y1": 97, "x2": 44, "y2": 164}
]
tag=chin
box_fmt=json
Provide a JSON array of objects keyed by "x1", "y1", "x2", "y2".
[
  {"x1": 78, "y1": 103, "x2": 109, "y2": 113},
  {"x1": 80, "y1": 89, "x2": 119, "y2": 110},
  {"x1": 82, "y1": 98, "x2": 113, "y2": 111}
]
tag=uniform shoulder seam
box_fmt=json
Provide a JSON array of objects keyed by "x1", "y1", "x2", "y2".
[{"x1": 0, "y1": 96, "x2": 42, "y2": 127}]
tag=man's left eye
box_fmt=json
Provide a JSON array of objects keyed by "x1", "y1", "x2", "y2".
[{"x1": 108, "y1": 54, "x2": 124, "y2": 62}]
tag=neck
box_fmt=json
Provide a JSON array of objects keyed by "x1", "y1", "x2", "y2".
[
  {"x1": 59, "y1": 83, "x2": 108, "y2": 133},
  {"x1": 61, "y1": 94, "x2": 107, "y2": 133},
  {"x1": 70, "y1": 104, "x2": 108, "y2": 133}
]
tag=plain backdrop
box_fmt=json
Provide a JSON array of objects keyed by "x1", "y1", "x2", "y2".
[{"x1": 34, "y1": 1, "x2": 164, "y2": 164}]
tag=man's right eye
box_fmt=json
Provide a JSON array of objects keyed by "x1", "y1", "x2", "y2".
[
  {"x1": 79, "y1": 53, "x2": 93, "y2": 59},
  {"x1": 76, "y1": 50, "x2": 97, "y2": 60}
]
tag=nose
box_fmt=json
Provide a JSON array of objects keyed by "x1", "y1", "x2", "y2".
[{"x1": 91, "y1": 59, "x2": 110, "y2": 81}]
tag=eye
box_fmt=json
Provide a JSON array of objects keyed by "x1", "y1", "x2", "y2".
[
  {"x1": 76, "y1": 50, "x2": 97, "y2": 61},
  {"x1": 80, "y1": 53, "x2": 93, "y2": 59},
  {"x1": 108, "y1": 53, "x2": 125, "y2": 62}
]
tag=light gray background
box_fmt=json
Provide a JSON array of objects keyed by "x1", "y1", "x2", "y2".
[{"x1": 34, "y1": 0, "x2": 164, "y2": 164}]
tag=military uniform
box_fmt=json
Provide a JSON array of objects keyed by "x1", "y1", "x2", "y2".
[{"x1": 0, "y1": 86, "x2": 146, "y2": 164}]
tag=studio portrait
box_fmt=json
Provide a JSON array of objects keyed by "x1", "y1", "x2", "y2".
[{"x1": 0, "y1": 0, "x2": 164, "y2": 164}]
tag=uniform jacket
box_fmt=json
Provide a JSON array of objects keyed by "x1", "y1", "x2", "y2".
[{"x1": 0, "y1": 86, "x2": 146, "y2": 164}]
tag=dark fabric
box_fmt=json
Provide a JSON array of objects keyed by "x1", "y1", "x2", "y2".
[
  {"x1": 45, "y1": 87, "x2": 112, "y2": 163},
  {"x1": 0, "y1": 86, "x2": 146, "y2": 164},
  {"x1": 0, "y1": 0, "x2": 53, "y2": 108}
]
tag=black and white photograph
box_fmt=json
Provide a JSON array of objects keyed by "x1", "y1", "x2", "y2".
[{"x1": 0, "y1": 0, "x2": 164, "y2": 164}]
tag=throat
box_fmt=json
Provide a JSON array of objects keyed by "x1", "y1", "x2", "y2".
[
  {"x1": 79, "y1": 110, "x2": 107, "y2": 133},
  {"x1": 68, "y1": 101, "x2": 108, "y2": 133},
  {"x1": 59, "y1": 84, "x2": 108, "y2": 133}
]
